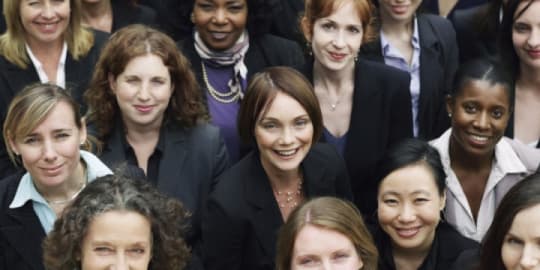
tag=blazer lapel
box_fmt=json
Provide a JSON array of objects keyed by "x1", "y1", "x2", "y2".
[
  {"x1": 4, "y1": 61, "x2": 39, "y2": 100},
  {"x1": 99, "y1": 123, "x2": 127, "y2": 169},
  {"x1": 244, "y1": 154, "x2": 283, "y2": 260},
  {"x1": 1, "y1": 204, "x2": 46, "y2": 270},
  {"x1": 359, "y1": 38, "x2": 384, "y2": 63},
  {"x1": 156, "y1": 127, "x2": 188, "y2": 194},
  {"x1": 302, "y1": 151, "x2": 333, "y2": 197}
]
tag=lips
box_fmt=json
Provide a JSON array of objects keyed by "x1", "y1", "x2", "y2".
[
  {"x1": 467, "y1": 132, "x2": 491, "y2": 147},
  {"x1": 134, "y1": 105, "x2": 154, "y2": 113},
  {"x1": 274, "y1": 148, "x2": 298, "y2": 158},
  {"x1": 40, "y1": 164, "x2": 63, "y2": 176},
  {"x1": 526, "y1": 49, "x2": 540, "y2": 59},
  {"x1": 391, "y1": 5, "x2": 409, "y2": 15},
  {"x1": 395, "y1": 226, "x2": 420, "y2": 238},
  {"x1": 209, "y1": 31, "x2": 230, "y2": 40},
  {"x1": 34, "y1": 21, "x2": 60, "y2": 33},
  {"x1": 328, "y1": 51, "x2": 347, "y2": 61}
]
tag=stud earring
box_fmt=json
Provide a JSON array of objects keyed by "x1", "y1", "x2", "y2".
[
  {"x1": 306, "y1": 42, "x2": 312, "y2": 56},
  {"x1": 448, "y1": 113, "x2": 452, "y2": 118}
]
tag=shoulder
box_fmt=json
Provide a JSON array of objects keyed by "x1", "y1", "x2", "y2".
[
  {"x1": 436, "y1": 223, "x2": 480, "y2": 265},
  {"x1": 252, "y1": 34, "x2": 303, "y2": 53},
  {"x1": 0, "y1": 173, "x2": 24, "y2": 208},
  {"x1": 356, "y1": 59, "x2": 410, "y2": 87},
  {"x1": 212, "y1": 152, "x2": 256, "y2": 192},
  {"x1": 418, "y1": 13, "x2": 454, "y2": 30},
  {"x1": 502, "y1": 137, "x2": 540, "y2": 171}
]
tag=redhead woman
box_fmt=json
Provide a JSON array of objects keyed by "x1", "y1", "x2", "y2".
[
  {"x1": 430, "y1": 58, "x2": 540, "y2": 242},
  {"x1": 373, "y1": 138, "x2": 479, "y2": 270},
  {"x1": 178, "y1": 0, "x2": 305, "y2": 163},
  {"x1": 499, "y1": 0, "x2": 540, "y2": 148},
  {"x1": 202, "y1": 67, "x2": 352, "y2": 270},
  {"x1": 0, "y1": 0, "x2": 108, "y2": 178},
  {"x1": 299, "y1": 0, "x2": 413, "y2": 216},
  {"x1": 0, "y1": 83, "x2": 112, "y2": 270}
]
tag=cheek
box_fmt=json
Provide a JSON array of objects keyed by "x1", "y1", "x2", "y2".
[
  {"x1": 377, "y1": 205, "x2": 396, "y2": 226},
  {"x1": 501, "y1": 244, "x2": 519, "y2": 267}
]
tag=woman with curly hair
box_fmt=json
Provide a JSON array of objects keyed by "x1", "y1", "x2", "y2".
[
  {"x1": 43, "y1": 172, "x2": 191, "y2": 270},
  {"x1": 276, "y1": 197, "x2": 378, "y2": 270},
  {"x1": 84, "y1": 24, "x2": 229, "y2": 264},
  {"x1": 177, "y1": 0, "x2": 305, "y2": 163},
  {"x1": 0, "y1": 0, "x2": 109, "y2": 179}
]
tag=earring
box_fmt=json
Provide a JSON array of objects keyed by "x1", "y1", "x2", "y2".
[
  {"x1": 306, "y1": 42, "x2": 312, "y2": 56},
  {"x1": 190, "y1": 12, "x2": 195, "y2": 23},
  {"x1": 448, "y1": 113, "x2": 452, "y2": 118}
]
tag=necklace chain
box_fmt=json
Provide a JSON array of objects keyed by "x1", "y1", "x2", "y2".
[
  {"x1": 274, "y1": 180, "x2": 303, "y2": 209},
  {"x1": 201, "y1": 62, "x2": 243, "y2": 103},
  {"x1": 46, "y1": 170, "x2": 88, "y2": 205}
]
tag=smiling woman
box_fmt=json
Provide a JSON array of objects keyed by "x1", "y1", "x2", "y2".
[
  {"x1": 202, "y1": 66, "x2": 353, "y2": 270},
  {"x1": 373, "y1": 138, "x2": 479, "y2": 270},
  {"x1": 430, "y1": 58, "x2": 540, "y2": 242}
]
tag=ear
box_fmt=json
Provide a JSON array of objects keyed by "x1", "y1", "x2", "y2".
[
  {"x1": 300, "y1": 17, "x2": 312, "y2": 42},
  {"x1": 8, "y1": 137, "x2": 19, "y2": 156},
  {"x1": 79, "y1": 117, "x2": 88, "y2": 146},
  {"x1": 445, "y1": 95, "x2": 453, "y2": 117},
  {"x1": 108, "y1": 73, "x2": 117, "y2": 94},
  {"x1": 190, "y1": 12, "x2": 195, "y2": 24},
  {"x1": 439, "y1": 190, "x2": 446, "y2": 211}
]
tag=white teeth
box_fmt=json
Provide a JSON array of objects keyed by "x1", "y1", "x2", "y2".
[
  {"x1": 470, "y1": 135, "x2": 488, "y2": 141},
  {"x1": 276, "y1": 149, "x2": 296, "y2": 156}
]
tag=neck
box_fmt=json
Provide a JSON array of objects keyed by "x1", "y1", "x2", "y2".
[
  {"x1": 312, "y1": 59, "x2": 355, "y2": 92},
  {"x1": 82, "y1": 0, "x2": 112, "y2": 18},
  {"x1": 261, "y1": 159, "x2": 302, "y2": 191},
  {"x1": 125, "y1": 125, "x2": 161, "y2": 145},
  {"x1": 517, "y1": 66, "x2": 540, "y2": 92},
  {"x1": 36, "y1": 159, "x2": 86, "y2": 202},
  {"x1": 27, "y1": 39, "x2": 63, "y2": 60},
  {"x1": 380, "y1": 14, "x2": 414, "y2": 37},
  {"x1": 449, "y1": 137, "x2": 494, "y2": 170}
]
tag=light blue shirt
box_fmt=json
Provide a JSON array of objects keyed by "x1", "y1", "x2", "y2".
[
  {"x1": 380, "y1": 17, "x2": 421, "y2": 137},
  {"x1": 9, "y1": 150, "x2": 112, "y2": 233}
]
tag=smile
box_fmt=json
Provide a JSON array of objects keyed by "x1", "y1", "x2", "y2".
[
  {"x1": 328, "y1": 51, "x2": 347, "y2": 61},
  {"x1": 134, "y1": 105, "x2": 154, "y2": 113},
  {"x1": 209, "y1": 31, "x2": 230, "y2": 40},
  {"x1": 274, "y1": 148, "x2": 298, "y2": 157},
  {"x1": 526, "y1": 49, "x2": 540, "y2": 58},
  {"x1": 467, "y1": 133, "x2": 491, "y2": 145},
  {"x1": 40, "y1": 164, "x2": 63, "y2": 175},
  {"x1": 391, "y1": 5, "x2": 410, "y2": 15},
  {"x1": 395, "y1": 226, "x2": 421, "y2": 238}
]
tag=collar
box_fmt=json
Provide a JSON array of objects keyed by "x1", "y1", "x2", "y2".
[
  {"x1": 381, "y1": 17, "x2": 420, "y2": 55},
  {"x1": 9, "y1": 150, "x2": 112, "y2": 209},
  {"x1": 25, "y1": 42, "x2": 68, "y2": 88}
]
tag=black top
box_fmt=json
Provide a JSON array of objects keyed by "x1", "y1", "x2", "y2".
[
  {"x1": 202, "y1": 143, "x2": 353, "y2": 270},
  {"x1": 372, "y1": 222, "x2": 480, "y2": 270},
  {"x1": 111, "y1": 0, "x2": 157, "y2": 33}
]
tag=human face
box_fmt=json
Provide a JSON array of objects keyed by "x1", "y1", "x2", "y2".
[
  {"x1": 80, "y1": 210, "x2": 152, "y2": 270},
  {"x1": 308, "y1": 0, "x2": 363, "y2": 73},
  {"x1": 255, "y1": 92, "x2": 314, "y2": 176},
  {"x1": 512, "y1": 1, "x2": 540, "y2": 72},
  {"x1": 9, "y1": 101, "x2": 86, "y2": 190},
  {"x1": 110, "y1": 54, "x2": 173, "y2": 131},
  {"x1": 377, "y1": 164, "x2": 445, "y2": 252},
  {"x1": 192, "y1": 0, "x2": 247, "y2": 51},
  {"x1": 447, "y1": 79, "x2": 511, "y2": 158},
  {"x1": 20, "y1": 0, "x2": 70, "y2": 47},
  {"x1": 291, "y1": 224, "x2": 363, "y2": 270},
  {"x1": 501, "y1": 204, "x2": 540, "y2": 270},
  {"x1": 378, "y1": 0, "x2": 421, "y2": 25}
]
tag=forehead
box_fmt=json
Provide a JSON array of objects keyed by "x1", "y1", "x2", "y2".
[
  {"x1": 293, "y1": 224, "x2": 355, "y2": 254},
  {"x1": 514, "y1": 1, "x2": 540, "y2": 22},
  {"x1": 28, "y1": 101, "x2": 77, "y2": 133},
  {"x1": 455, "y1": 80, "x2": 510, "y2": 106},
  {"x1": 379, "y1": 164, "x2": 439, "y2": 195},
  {"x1": 258, "y1": 92, "x2": 308, "y2": 120},
  {"x1": 508, "y1": 204, "x2": 540, "y2": 237},
  {"x1": 85, "y1": 210, "x2": 152, "y2": 243},
  {"x1": 316, "y1": 0, "x2": 362, "y2": 24}
]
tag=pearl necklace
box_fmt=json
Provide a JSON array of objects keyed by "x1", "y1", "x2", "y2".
[
  {"x1": 274, "y1": 180, "x2": 303, "y2": 209},
  {"x1": 201, "y1": 62, "x2": 243, "y2": 103}
]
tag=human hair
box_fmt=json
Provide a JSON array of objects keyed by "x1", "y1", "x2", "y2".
[
  {"x1": 499, "y1": 0, "x2": 535, "y2": 79},
  {"x1": 85, "y1": 24, "x2": 207, "y2": 139},
  {"x1": 0, "y1": 0, "x2": 94, "y2": 69},
  {"x1": 478, "y1": 172, "x2": 540, "y2": 270},
  {"x1": 377, "y1": 138, "x2": 446, "y2": 195},
  {"x1": 237, "y1": 66, "x2": 322, "y2": 144},
  {"x1": 301, "y1": 0, "x2": 376, "y2": 44},
  {"x1": 3, "y1": 83, "x2": 87, "y2": 166},
  {"x1": 43, "y1": 171, "x2": 191, "y2": 270},
  {"x1": 449, "y1": 58, "x2": 514, "y2": 111},
  {"x1": 276, "y1": 197, "x2": 378, "y2": 270}
]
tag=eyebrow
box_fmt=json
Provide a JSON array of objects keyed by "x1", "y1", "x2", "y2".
[
  {"x1": 380, "y1": 190, "x2": 432, "y2": 197},
  {"x1": 259, "y1": 114, "x2": 309, "y2": 121}
]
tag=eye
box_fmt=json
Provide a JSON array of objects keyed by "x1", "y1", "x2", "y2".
[
  {"x1": 228, "y1": 3, "x2": 245, "y2": 12},
  {"x1": 294, "y1": 118, "x2": 310, "y2": 128},
  {"x1": 332, "y1": 252, "x2": 350, "y2": 261},
  {"x1": 54, "y1": 132, "x2": 71, "y2": 140},
  {"x1": 298, "y1": 257, "x2": 318, "y2": 266},
  {"x1": 505, "y1": 236, "x2": 523, "y2": 246},
  {"x1": 94, "y1": 246, "x2": 114, "y2": 255},
  {"x1": 414, "y1": 197, "x2": 429, "y2": 204},
  {"x1": 383, "y1": 198, "x2": 398, "y2": 206},
  {"x1": 151, "y1": 78, "x2": 166, "y2": 85},
  {"x1": 125, "y1": 76, "x2": 140, "y2": 84},
  {"x1": 321, "y1": 22, "x2": 336, "y2": 31},
  {"x1": 463, "y1": 103, "x2": 477, "y2": 113},
  {"x1": 491, "y1": 108, "x2": 505, "y2": 119},
  {"x1": 196, "y1": 2, "x2": 214, "y2": 11},
  {"x1": 261, "y1": 121, "x2": 277, "y2": 130},
  {"x1": 128, "y1": 248, "x2": 146, "y2": 255},
  {"x1": 513, "y1": 23, "x2": 530, "y2": 33},
  {"x1": 347, "y1": 26, "x2": 361, "y2": 34},
  {"x1": 23, "y1": 136, "x2": 39, "y2": 145}
]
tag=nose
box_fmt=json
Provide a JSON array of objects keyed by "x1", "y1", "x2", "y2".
[
  {"x1": 332, "y1": 30, "x2": 346, "y2": 48},
  {"x1": 212, "y1": 8, "x2": 227, "y2": 24},
  {"x1": 472, "y1": 111, "x2": 490, "y2": 130},
  {"x1": 520, "y1": 244, "x2": 540, "y2": 269},
  {"x1": 279, "y1": 127, "x2": 294, "y2": 145},
  {"x1": 40, "y1": 3, "x2": 55, "y2": 19},
  {"x1": 137, "y1": 82, "x2": 151, "y2": 101},
  {"x1": 398, "y1": 203, "x2": 416, "y2": 223},
  {"x1": 42, "y1": 140, "x2": 58, "y2": 162},
  {"x1": 527, "y1": 28, "x2": 540, "y2": 48},
  {"x1": 109, "y1": 254, "x2": 128, "y2": 270}
]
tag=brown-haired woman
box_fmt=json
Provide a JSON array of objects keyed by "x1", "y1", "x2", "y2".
[
  {"x1": 0, "y1": 0, "x2": 109, "y2": 179},
  {"x1": 276, "y1": 196, "x2": 378, "y2": 270},
  {"x1": 202, "y1": 66, "x2": 353, "y2": 270},
  {"x1": 0, "y1": 83, "x2": 112, "y2": 270},
  {"x1": 84, "y1": 24, "x2": 229, "y2": 264}
]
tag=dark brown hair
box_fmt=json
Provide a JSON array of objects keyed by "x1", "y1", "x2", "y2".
[
  {"x1": 237, "y1": 66, "x2": 322, "y2": 144},
  {"x1": 85, "y1": 24, "x2": 207, "y2": 139}
]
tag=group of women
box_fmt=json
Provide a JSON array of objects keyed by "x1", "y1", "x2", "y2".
[{"x1": 0, "y1": 0, "x2": 539, "y2": 269}]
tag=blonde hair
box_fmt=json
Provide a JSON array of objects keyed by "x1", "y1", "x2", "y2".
[
  {"x1": 3, "y1": 83, "x2": 86, "y2": 165},
  {"x1": 0, "y1": 0, "x2": 94, "y2": 68},
  {"x1": 276, "y1": 197, "x2": 378, "y2": 270}
]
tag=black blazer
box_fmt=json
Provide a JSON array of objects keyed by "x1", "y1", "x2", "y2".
[
  {"x1": 111, "y1": 0, "x2": 157, "y2": 33},
  {"x1": 0, "y1": 30, "x2": 109, "y2": 180},
  {"x1": 299, "y1": 59, "x2": 413, "y2": 217},
  {"x1": 201, "y1": 143, "x2": 353, "y2": 270},
  {"x1": 373, "y1": 222, "x2": 480, "y2": 270},
  {"x1": 0, "y1": 173, "x2": 46, "y2": 270},
  {"x1": 98, "y1": 122, "x2": 230, "y2": 246},
  {"x1": 361, "y1": 13, "x2": 458, "y2": 140}
]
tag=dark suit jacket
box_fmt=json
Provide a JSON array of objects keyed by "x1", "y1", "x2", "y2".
[
  {"x1": 0, "y1": 30, "x2": 109, "y2": 180},
  {"x1": 361, "y1": 13, "x2": 458, "y2": 140},
  {"x1": 421, "y1": 0, "x2": 488, "y2": 19},
  {"x1": 373, "y1": 222, "x2": 480, "y2": 270},
  {"x1": 98, "y1": 122, "x2": 230, "y2": 247},
  {"x1": 451, "y1": 4, "x2": 500, "y2": 63},
  {"x1": 111, "y1": 0, "x2": 157, "y2": 33},
  {"x1": 0, "y1": 172, "x2": 46, "y2": 270},
  {"x1": 202, "y1": 143, "x2": 353, "y2": 270},
  {"x1": 299, "y1": 59, "x2": 413, "y2": 217}
]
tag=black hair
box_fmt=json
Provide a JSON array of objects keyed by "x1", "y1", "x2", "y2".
[
  {"x1": 450, "y1": 57, "x2": 514, "y2": 111},
  {"x1": 377, "y1": 138, "x2": 446, "y2": 195}
]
